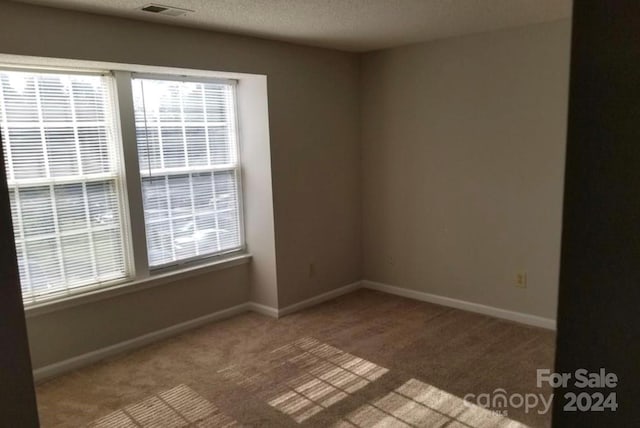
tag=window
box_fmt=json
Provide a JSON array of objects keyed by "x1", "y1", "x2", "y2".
[
  {"x1": 0, "y1": 67, "x2": 244, "y2": 305},
  {"x1": 0, "y1": 70, "x2": 128, "y2": 303},
  {"x1": 132, "y1": 77, "x2": 243, "y2": 267}
]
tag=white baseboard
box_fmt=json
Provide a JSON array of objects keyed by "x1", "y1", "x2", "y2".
[
  {"x1": 248, "y1": 302, "x2": 279, "y2": 318},
  {"x1": 33, "y1": 302, "x2": 251, "y2": 383},
  {"x1": 362, "y1": 280, "x2": 556, "y2": 331},
  {"x1": 33, "y1": 279, "x2": 555, "y2": 382},
  {"x1": 277, "y1": 281, "x2": 362, "y2": 317},
  {"x1": 31, "y1": 280, "x2": 359, "y2": 382}
]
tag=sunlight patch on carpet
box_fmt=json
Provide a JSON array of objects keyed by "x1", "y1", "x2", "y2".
[
  {"x1": 335, "y1": 378, "x2": 530, "y2": 428},
  {"x1": 267, "y1": 337, "x2": 389, "y2": 422},
  {"x1": 219, "y1": 337, "x2": 389, "y2": 423},
  {"x1": 88, "y1": 384, "x2": 238, "y2": 427}
]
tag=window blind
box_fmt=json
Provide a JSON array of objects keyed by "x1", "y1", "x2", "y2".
[
  {"x1": 0, "y1": 70, "x2": 128, "y2": 303},
  {"x1": 132, "y1": 77, "x2": 242, "y2": 267}
]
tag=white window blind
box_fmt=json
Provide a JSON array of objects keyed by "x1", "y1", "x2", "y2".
[
  {"x1": 0, "y1": 70, "x2": 128, "y2": 303},
  {"x1": 132, "y1": 77, "x2": 243, "y2": 267}
]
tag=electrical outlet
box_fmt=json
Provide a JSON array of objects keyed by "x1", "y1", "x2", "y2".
[{"x1": 516, "y1": 272, "x2": 527, "y2": 288}]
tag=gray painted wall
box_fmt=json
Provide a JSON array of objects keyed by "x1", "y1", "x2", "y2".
[
  {"x1": 26, "y1": 264, "x2": 250, "y2": 368},
  {"x1": 0, "y1": 1, "x2": 362, "y2": 368},
  {"x1": 361, "y1": 20, "x2": 571, "y2": 319},
  {"x1": 0, "y1": 2, "x2": 571, "y2": 371}
]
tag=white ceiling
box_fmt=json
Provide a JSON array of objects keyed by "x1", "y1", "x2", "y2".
[{"x1": 14, "y1": 0, "x2": 572, "y2": 52}]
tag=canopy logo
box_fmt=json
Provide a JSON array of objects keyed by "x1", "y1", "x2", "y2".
[{"x1": 463, "y1": 389, "x2": 553, "y2": 415}]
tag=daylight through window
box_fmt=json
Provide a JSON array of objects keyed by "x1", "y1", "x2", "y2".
[
  {"x1": 0, "y1": 68, "x2": 245, "y2": 304},
  {"x1": 0, "y1": 70, "x2": 127, "y2": 303},
  {"x1": 133, "y1": 77, "x2": 242, "y2": 267}
]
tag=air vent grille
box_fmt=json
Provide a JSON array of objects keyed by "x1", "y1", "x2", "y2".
[{"x1": 140, "y1": 4, "x2": 192, "y2": 17}]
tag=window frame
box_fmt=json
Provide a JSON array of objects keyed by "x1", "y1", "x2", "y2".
[
  {"x1": 0, "y1": 67, "x2": 134, "y2": 303},
  {"x1": 129, "y1": 72, "x2": 246, "y2": 272},
  {"x1": 0, "y1": 66, "x2": 247, "y2": 306}
]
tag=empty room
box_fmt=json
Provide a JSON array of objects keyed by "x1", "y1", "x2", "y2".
[{"x1": 2, "y1": 0, "x2": 638, "y2": 427}]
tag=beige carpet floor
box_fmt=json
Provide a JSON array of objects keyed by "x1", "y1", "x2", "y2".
[{"x1": 35, "y1": 289, "x2": 555, "y2": 427}]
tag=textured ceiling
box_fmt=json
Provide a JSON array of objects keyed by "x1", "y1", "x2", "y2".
[{"x1": 13, "y1": 0, "x2": 572, "y2": 52}]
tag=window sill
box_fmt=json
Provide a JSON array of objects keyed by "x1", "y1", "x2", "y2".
[{"x1": 24, "y1": 253, "x2": 252, "y2": 319}]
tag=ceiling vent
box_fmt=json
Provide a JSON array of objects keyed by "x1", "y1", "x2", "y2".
[{"x1": 140, "y1": 4, "x2": 193, "y2": 17}]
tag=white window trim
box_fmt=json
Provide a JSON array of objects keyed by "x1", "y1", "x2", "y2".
[
  {"x1": 1, "y1": 63, "x2": 250, "y2": 308},
  {"x1": 23, "y1": 252, "x2": 251, "y2": 318},
  {"x1": 127, "y1": 71, "x2": 247, "y2": 270},
  {"x1": 131, "y1": 71, "x2": 247, "y2": 270}
]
